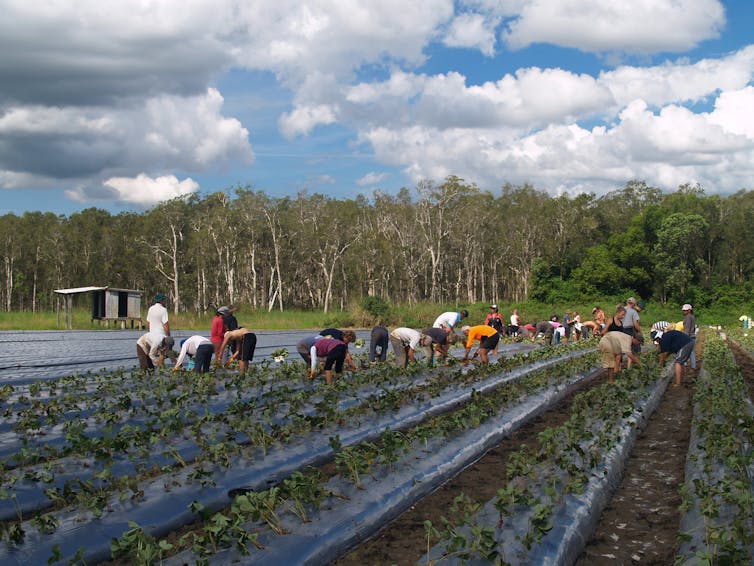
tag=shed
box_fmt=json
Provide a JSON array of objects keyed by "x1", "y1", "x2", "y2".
[{"x1": 53, "y1": 286, "x2": 143, "y2": 329}]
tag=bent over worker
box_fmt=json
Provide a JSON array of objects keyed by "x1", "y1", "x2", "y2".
[{"x1": 461, "y1": 325, "x2": 500, "y2": 365}]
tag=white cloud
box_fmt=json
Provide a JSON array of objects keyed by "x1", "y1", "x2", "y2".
[
  {"x1": 66, "y1": 174, "x2": 199, "y2": 207},
  {"x1": 359, "y1": 83, "x2": 754, "y2": 196},
  {"x1": 279, "y1": 104, "x2": 338, "y2": 138},
  {"x1": 356, "y1": 172, "x2": 388, "y2": 186},
  {"x1": 0, "y1": 89, "x2": 252, "y2": 189},
  {"x1": 443, "y1": 13, "x2": 498, "y2": 56},
  {"x1": 502, "y1": 0, "x2": 725, "y2": 54}
]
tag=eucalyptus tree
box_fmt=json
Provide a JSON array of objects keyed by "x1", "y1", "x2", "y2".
[{"x1": 141, "y1": 195, "x2": 194, "y2": 313}]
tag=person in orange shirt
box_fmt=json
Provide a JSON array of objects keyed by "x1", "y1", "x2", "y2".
[{"x1": 461, "y1": 325, "x2": 500, "y2": 365}]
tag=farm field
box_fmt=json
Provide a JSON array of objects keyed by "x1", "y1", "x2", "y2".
[{"x1": 0, "y1": 329, "x2": 751, "y2": 564}]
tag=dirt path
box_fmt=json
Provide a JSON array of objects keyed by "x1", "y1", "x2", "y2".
[
  {"x1": 333, "y1": 372, "x2": 606, "y2": 566},
  {"x1": 575, "y1": 369, "x2": 695, "y2": 565}
]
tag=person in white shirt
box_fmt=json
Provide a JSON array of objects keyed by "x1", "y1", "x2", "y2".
[
  {"x1": 390, "y1": 327, "x2": 424, "y2": 368},
  {"x1": 147, "y1": 293, "x2": 170, "y2": 338},
  {"x1": 432, "y1": 310, "x2": 468, "y2": 332},
  {"x1": 174, "y1": 335, "x2": 214, "y2": 373},
  {"x1": 136, "y1": 333, "x2": 175, "y2": 370}
]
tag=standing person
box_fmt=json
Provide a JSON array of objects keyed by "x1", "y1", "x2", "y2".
[
  {"x1": 432, "y1": 310, "x2": 468, "y2": 332},
  {"x1": 220, "y1": 327, "x2": 257, "y2": 376},
  {"x1": 174, "y1": 336, "x2": 214, "y2": 373},
  {"x1": 310, "y1": 331, "x2": 357, "y2": 384},
  {"x1": 562, "y1": 310, "x2": 572, "y2": 342},
  {"x1": 509, "y1": 308, "x2": 521, "y2": 336},
  {"x1": 682, "y1": 303, "x2": 697, "y2": 369},
  {"x1": 390, "y1": 327, "x2": 423, "y2": 369},
  {"x1": 623, "y1": 297, "x2": 642, "y2": 356},
  {"x1": 484, "y1": 304, "x2": 505, "y2": 354},
  {"x1": 420, "y1": 327, "x2": 454, "y2": 365},
  {"x1": 211, "y1": 307, "x2": 229, "y2": 360},
  {"x1": 147, "y1": 293, "x2": 170, "y2": 338},
  {"x1": 136, "y1": 333, "x2": 175, "y2": 371},
  {"x1": 653, "y1": 329, "x2": 693, "y2": 387},
  {"x1": 461, "y1": 325, "x2": 500, "y2": 365},
  {"x1": 599, "y1": 331, "x2": 641, "y2": 382},
  {"x1": 369, "y1": 325, "x2": 389, "y2": 363},
  {"x1": 605, "y1": 305, "x2": 626, "y2": 333}
]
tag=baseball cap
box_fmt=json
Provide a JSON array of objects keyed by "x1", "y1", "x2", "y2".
[
  {"x1": 217, "y1": 306, "x2": 231, "y2": 314},
  {"x1": 155, "y1": 292, "x2": 167, "y2": 303},
  {"x1": 626, "y1": 297, "x2": 636, "y2": 304},
  {"x1": 682, "y1": 303, "x2": 692, "y2": 311},
  {"x1": 490, "y1": 304, "x2": 498, "y2": 309},
  {"x1": 461, "y1": 325, "x2": 471, "y2": 333}
]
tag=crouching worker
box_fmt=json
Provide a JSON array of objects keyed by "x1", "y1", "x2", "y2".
[
  {"x1": 461, "y1": 325, "x2": 500, "y2": 365},
  {"x1": 420, "y1": 327, "x2": 454, "y2": 366},
  {"x1": 220, "y1": 327, "x2": 257, "y2": 376},
  {"x1": 652, "y1": 329, "x2": 693, "y2": 387},
  {"x1": 174, "y1": 335, "x2": 214, "y2": 373},
  {"x1": 297, "y1": 334, "x2": 323, "y2": 365},
  {"x1": 390, "y1": 327, "x2": 423, "y2": 369},
  {"x1": 599, "y1": 331, "x2": 641, "y2": 383},
  {"x1": 136, "y1": 333, "x2": 175, "y2": 371},
  {"x1": 369, "y1": 325, "x2": 389, "y2": 363},
  {"x1": 310, "y1": 330, "x2": 356, "y2": 384}
]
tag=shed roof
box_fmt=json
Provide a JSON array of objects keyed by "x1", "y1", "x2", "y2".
[{"x1": 54, "y1": 286, "x2": 142, "y2": 295}]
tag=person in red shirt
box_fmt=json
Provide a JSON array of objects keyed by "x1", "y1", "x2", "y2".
[
  {"x1": 461, "y1": 325, "x2": 500, "y2": 365},
  {"x1": 210, "y1": 307, "x2": 228, "y2": 360}
]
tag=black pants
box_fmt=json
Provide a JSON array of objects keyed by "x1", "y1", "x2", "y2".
[
  {"x1": 240, "y1": 332, "x2": 257, "y2": 362},
  {"x1": 369, "y1": 326, "x2": 389, "y2": 362},
  {"x1": 324, "y1": 343, "x2": 347, "y2": 372},
  {"x1": 194, "y1": 343, "x2": 214, "y2": 372}
]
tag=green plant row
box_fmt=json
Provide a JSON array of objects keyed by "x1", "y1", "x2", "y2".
[
  {"x1": 0, "y1": 343, "x2": 595, "y2": 555},
  {"x1": 153, "y1": 351, "x2": 600, "y2": 565},
  {"x1": 676, "y1": 335, "x2": 754, "y2": 564},
  {"x1": 422, "y1": 357, "x2": 664, "y2": 564}
]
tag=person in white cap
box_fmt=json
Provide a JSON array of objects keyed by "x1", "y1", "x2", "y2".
[{"x1": 682, "y1": 304, "x2": 697, "y2": 369}]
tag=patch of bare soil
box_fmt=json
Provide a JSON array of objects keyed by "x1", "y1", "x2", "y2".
[
  {"x1": 729, "y1": 340, "x2": 754, "y2": 402},
  {"x1": 333, "y1": 372, "x2": 606, "y2": 566},
  {"x1": 575, "y1": 368, "x2": 696, "y2": 565}
]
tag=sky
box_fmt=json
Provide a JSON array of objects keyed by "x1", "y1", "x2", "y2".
[{"x1": 0, "y1": 0, "x2": 753, "y2": 215}]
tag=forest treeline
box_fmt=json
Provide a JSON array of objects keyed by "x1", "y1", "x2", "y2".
[{"x1": 1, "y1": 177, "x2": 753, "y2": 314}]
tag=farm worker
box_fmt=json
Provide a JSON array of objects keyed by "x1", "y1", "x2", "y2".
[
  {"x1": 534, "y1": 321, "x2": 555, "y2": 345},
  {"x1": 297, "y1": 334, "x2": 323, "y2": 365},
  {"x1": 461, "y1": 325, "x2": 500, "y2": 365},
  {"x1": 220, "y1": 327, "x2": 257, "y2": 376},
  {"x1": 220, "y1": 305, "x2": 239, "y2": 362},
  {"x1": 652, "y1": 329, "x2": 693, "y2": 387},
  {"x1": 174, "y1": 336, "x2": 214, "y2": 373},
  {"x1": 390, "y1": 327, "x2": 423, "y2": 369},
  {"x1": 369, "y1": 325, "x2": 389, "y2": 363},
  {"x1": 211, "y1": 307, "x2": 229, "y2": 360},
  {"x1": 432, "y1": 310, "x2": 468, "y2": 332},
  {"x1": 147, "y1": 293, "x2": 170, "y2": 338},
  {"x1": 420, "y1": 327, "x2": 456, "y2": 365},
  {"x1": 310, "y1": 331, "x2": 357, "y2": 384},
  {"x1": 598, "y1": 331, "x2": 641, "y2": 383},
  {"x1": 319, "y1": 328, "x2": 359, "y2": 369},
  {"x1": 509, "y1": 308, "x2": 521, "y2": 335},
  {"x1": 484, "y1": 305, "x2": 505, "y2": 353},
  {"x1": 739, "y1": 315, "x2": 750, "y2": 329},
  {"x1": 623, "y1": 297, "x2": 642, "y2": 356},
  {"x1": 136, "y1": 333, "x2": 175, "y2": 370},
  {"x1": 681, "y1": 304, "x2": 697, "y2": 369},
  {"x1": 320, "y1": 328, "x2": 344, "y2": 340}
]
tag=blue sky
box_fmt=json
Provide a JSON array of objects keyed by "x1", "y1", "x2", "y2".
[{"x1": 0, "y1": 0, "x2": 753, "y2": 215}]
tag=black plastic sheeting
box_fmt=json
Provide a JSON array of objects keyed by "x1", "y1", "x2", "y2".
[
  {"x1": 0, "y1": 347, "x2": 593, "y2": 565},
  {"x1": 164, "y1": 366, "x2": 603, "y2": 565},
  {"x1": 676, "y1": 365, "x2": 754, "y2": 563},
  {"x1": 419, "y1": 366, "x2": 672, "y2": 565},
  {"x1": 0, "y1": 343, "x2": 546, "y2": 521}
]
